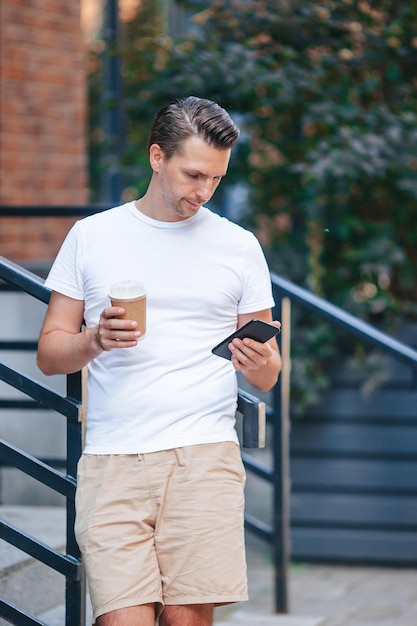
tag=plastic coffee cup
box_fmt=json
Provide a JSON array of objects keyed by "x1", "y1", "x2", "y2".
[{"x1": 109, "y1": 280, "x2": 147, "y2": 336}]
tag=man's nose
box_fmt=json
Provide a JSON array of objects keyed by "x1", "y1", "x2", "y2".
[{"x1": 196, "y1": 179, "x2": 214, "y2": 201}]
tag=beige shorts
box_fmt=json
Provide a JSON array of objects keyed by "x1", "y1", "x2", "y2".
[{"x1": 74, "y1": 442, "x2": 248, "y2": 621}]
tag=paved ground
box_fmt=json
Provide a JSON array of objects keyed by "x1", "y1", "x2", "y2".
[{"x1": 214, "y1": 533, "x2": 417, "y2": 625}]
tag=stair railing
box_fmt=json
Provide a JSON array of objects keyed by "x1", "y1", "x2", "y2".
[{"x1": 0, "y1": 256, "x2": 86, "y2": 626}]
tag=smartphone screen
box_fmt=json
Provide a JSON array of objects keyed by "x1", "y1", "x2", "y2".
[{"x1": 212, "y1": 319, "x2": 280, "y2": 360}]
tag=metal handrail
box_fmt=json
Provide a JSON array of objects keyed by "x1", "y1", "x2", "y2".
[
  {"x1": 271, "y1": 272, "x2": 417, "y2": 370},
  {"x1": 0, "y1": 256, "x2": 50, "y2": 302},
  {"x1": 0, "y1": 257, "x2": 86, "y2": 626}
]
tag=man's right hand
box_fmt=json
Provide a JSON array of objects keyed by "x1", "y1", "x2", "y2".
[
  {"x1": 37, "y1": 293, "x2": 141, "y2": 376},
  {"x1": 95, "y1": 306, "x2": 142, "y2": 351}
]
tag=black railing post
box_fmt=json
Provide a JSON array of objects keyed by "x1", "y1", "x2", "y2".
[
  {"x1": 65, "y1": 370, "x2": 86, "y2": 626},
  {"x1": 272, "y1": 373, "x2": 290, "y2": 612},
  {"x1": 271, "y1": 294, "x2": 290, "y2": 613}
]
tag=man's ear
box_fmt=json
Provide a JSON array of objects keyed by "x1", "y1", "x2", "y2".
[{"x1": 149, "y1": 143, "x2": 164, "y2": 172}]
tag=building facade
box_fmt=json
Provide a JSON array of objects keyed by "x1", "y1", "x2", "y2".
[{"x1": 0, "y1": 0, "x2": 88, "y2": 264}]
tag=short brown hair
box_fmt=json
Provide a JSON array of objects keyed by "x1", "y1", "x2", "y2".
[{"x1": 147, "y1": 96, "x2": 240, "y2": 158}]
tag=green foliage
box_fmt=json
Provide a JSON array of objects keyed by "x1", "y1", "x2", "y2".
[{"x1": 88, "y1": 0, "x2": 417, "y2": 413}]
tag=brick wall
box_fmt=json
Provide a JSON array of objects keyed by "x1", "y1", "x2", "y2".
[{"x1": 0, "y1": 0, "x2": 88, "y2": 264}]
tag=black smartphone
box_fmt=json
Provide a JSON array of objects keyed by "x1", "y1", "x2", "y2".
[{"x1": 212, "y1": 319, "x2": 280, "y2": 360}]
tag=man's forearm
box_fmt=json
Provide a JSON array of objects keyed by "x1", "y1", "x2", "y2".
[
  {"x1": 37, "y1": 327, "x2": 102, "y2": 376},
  {"x1": 242, "y1": 350, "x2": 282, "y2": 392}
]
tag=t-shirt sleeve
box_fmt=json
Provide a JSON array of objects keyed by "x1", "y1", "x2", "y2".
[
  {"x1": 238, "y1": 233, "x2": 275, "y2": 314},
  {"x1": 44, "y1": 222, "x2": 85, "y2": 300}
]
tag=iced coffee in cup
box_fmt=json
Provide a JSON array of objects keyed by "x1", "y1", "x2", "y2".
[{"x1": 109, "y1": 280, "x2": 147, "y2": 337}]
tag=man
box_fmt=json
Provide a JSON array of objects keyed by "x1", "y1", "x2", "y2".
[{"x1": 37, "y1": 96, "x2": 281, "y2": 626}]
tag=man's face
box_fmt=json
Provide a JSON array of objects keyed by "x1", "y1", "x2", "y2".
[{"x1": 150, "y1": 135, "x2": 231, "y2": 221}]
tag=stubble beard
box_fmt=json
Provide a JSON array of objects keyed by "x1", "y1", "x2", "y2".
[{"x1": 162, "y1": 191, "x2": 198, "y2": 219}]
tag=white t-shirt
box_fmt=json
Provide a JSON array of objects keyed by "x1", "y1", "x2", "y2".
[{"x1": 45, "y1": 202, "x2": 275, "y2": 453}]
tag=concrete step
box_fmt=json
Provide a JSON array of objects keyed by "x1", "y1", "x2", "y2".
[
  {"x1": 39, "y1": 602, "x2": 93, "y2": 626},
  {"x1": 0, "y1": 505, "x2": 68, "y2": 625},
  {"x1": 213, "y1": 533, "x2": 325, "y2": 626}
]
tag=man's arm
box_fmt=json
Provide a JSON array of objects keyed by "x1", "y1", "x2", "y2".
[
  {"x1": 36, "y1": 291, "x2": 141, "y2": 376},
  {"x1": 229, "y1": 309, "x2": 282, "y2": 392}
]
